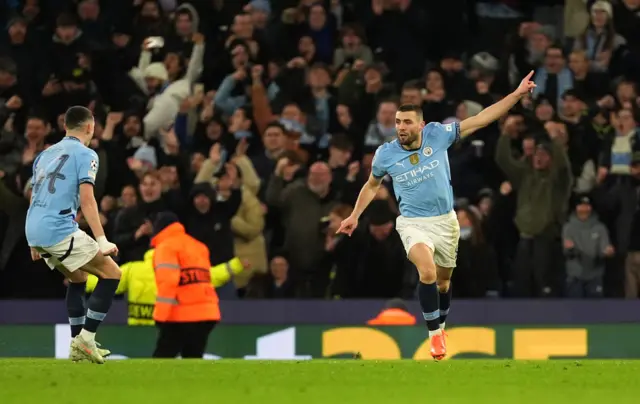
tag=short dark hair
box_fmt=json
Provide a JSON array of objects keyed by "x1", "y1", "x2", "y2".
[
  {"x1": 545, "y1": 43, "x2": 565, "y2": 58},
  {"x1": 64, "y1": 106, "x2": 93, "y2": 130},
  {"x1": 329, "y1": 133, "x2": 353, "y2": 151},
  {"x1": 265, "y1": 121, "x2": 286, "y2": 134},
  {"x1": 401, "y1": 80, "x2": 422, "y2": 92},
  {"x1": 27, "y1": 115, "x2": 48, "y2": 126},
  {"x1": 397, "y1": 104, "x2": 423, "y2": 120}
]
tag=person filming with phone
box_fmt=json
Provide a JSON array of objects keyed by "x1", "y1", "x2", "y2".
[{"x1": 128, "y1": 32, "x2": 206, "y2": 141}]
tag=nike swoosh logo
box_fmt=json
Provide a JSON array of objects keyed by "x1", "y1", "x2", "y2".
[{"x1": 77, "y1": 341, "x2": 93, "y2": 355}]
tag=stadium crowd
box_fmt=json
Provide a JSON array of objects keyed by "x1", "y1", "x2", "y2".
[{"x1": 1, "y1": 0, "x2": 640, "y2": 300}]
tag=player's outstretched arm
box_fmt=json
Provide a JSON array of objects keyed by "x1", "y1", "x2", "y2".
[
  {"x1": 336, "y1": 173, "x2": 382, "y2": 236},
  {"x1": 79, "y1": 183, "x2": 118, "y2": 256},
  {"x1": 459, "y1": 70, "x2": 537, "y2": 138}
]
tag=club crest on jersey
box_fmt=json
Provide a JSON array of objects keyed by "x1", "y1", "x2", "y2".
[
  {"x1": 409, "y1": 153, "x2": 419, "y2": 165},
  {"x1": 423, "y1": 146, "x2": 433, "y2": 157}
]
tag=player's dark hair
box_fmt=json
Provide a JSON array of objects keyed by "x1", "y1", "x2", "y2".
[
  {"x1": 398, "y1": 104, "x2": 423, "y2": 120},
  {"x1": 64, "y1": 106, "x2": 93, "y2": 131}
]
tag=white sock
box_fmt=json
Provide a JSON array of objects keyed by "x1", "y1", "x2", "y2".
[
  {"x1": 440, "y1": 322, "x2": 446, "y2": 330},
  {"x1": 79, "y1": 329, "x2": 96, "y2": 342},
  {"x1": 428, "y1": 329, "x2": 442, "y2": 338}
]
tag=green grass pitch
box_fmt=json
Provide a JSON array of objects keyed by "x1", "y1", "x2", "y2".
[{"x1": 1, "y1": 359, "x2": 639, "y2": 403}]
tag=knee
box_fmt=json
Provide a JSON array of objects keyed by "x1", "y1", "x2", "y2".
[
  {"x1": 101, "y1": 258, "x2": 122, "y2": 280},
  {"x1": 417, "y1": 266, "x2": 437, "y2": 284},
  {"x1": 437, "y1": 279, "x2": 450, "y2": 293}
]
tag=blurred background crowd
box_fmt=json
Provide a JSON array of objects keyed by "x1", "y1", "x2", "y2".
[{"x1": 1, "y1": 0, "x2": 639, "y2": 300}]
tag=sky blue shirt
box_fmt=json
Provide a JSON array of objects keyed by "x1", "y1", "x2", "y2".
[
  {"x1": 372, "y1": 122, "x2": 460, "y2": 218},
  {"x1": 25, "y1": 136, "x2": 99, "y2": 247}
]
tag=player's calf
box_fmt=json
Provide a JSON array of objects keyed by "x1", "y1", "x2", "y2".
[
  {"x1": 437, "y1": 279, "x2": 452, "y2": 330},
  {"x1": 66, "y1": 270, "x2": 88, "y2": 338},
  {"x1": 408, "y1": 243, "x2": 448, "y2": 360},
  {"x1": 408, "y1": 244, "x2": 441, "y2": 334},
  {"x1": 436, "y1": 267, "x2": 454, "y2": 330},
  {"x1": 78, "y1": 255, "x2": 121, "y2": 343}
]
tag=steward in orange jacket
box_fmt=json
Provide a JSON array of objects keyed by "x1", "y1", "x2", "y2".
[
  {"x1": 367, "y1": 299, "x2": 417, "y2": 326},
  {"x1": 150, "y1": 212, "x2": 219, "y2": 358}
]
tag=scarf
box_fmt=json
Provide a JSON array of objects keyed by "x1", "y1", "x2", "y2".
[{"x1": 533, "y1": 68, "x2": 574, "y2": 109}]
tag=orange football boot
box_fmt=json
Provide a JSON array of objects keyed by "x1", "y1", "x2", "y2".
[{"x1": 430, "y1": 331, "x2": 447, "y2": 361}]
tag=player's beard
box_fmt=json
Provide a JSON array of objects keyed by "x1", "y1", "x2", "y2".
[{"x1": 397, "y1": 130, "x2": 419, "y2": 147}]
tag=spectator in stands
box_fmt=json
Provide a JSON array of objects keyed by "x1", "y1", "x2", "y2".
[
  {"x1": 250, "y1": 121, "x2": 287, "y2": 195},
  {"x1": 245, "y1": 253, "x2": 295, "y2": 299},
  {"x1": 509, "y1": 23, "x2": 555, "y2": 88},
  {"x1": 363, "y1": 99, "x2": 398, "y2": 152},
  {"x1": 266, "y1": 159, "x2": 336, "y2": 296},
  {"x1": 568, "y1": 51, "x2": 610, "y2": 99},
  {"x1": 189, "y1": 164, "x2": 241, "y2": 267},
  {"x1": 613, "y1": 0, "x2": 640, "y2": 53},
  {"x1": 595, "y1": 152, "x2": 640, "y2": 298},
  {"x1": 496, "y1": 119, "x2": 573, "y2": 297},
  {"x1": 600, "y1": 107, "x2": 640, "y2": 178},
  {"x1": 331, "y1": 200, "x2": 414, "y2": 299},
  {"x1": 572, "y1": 1, "x2": 626, "y2": 73},
  {"x1": 112, "y1": 170, "x2": 168, "y2": 263},
  {"x1": 563, "y1": 194, "x2": 613, "y2": 298},
  {"x1": 533, "y1": 44, "x2": 574, "y2": 110},
  {"x1": 451, "y1": 206, "x2": 500, "y2": 298},
  {"x1": 332, "y1": 24, "x2": 373, "y2": 71}
]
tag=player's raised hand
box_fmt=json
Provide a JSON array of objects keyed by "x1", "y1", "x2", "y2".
[
  {"x1": 515, "y1": 71, "x2": 537, "y2": 97},
  {"x1": 336, "y1": 215, "x2": 358, "y2": 237}
]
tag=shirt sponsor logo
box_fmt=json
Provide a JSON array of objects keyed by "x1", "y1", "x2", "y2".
[{"x1": 394, "y1": 160, "x2": 440, "y2": 185}]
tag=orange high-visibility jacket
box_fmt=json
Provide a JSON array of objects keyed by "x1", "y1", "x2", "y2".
[
  {"x1": 150, "y1": 222, "x2": 221, "y2": 323},
  {"x1": 367, "y1": 309, "x2": 417, "y2": 326}
]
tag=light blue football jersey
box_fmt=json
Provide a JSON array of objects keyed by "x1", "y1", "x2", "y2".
[
  {"x1": 372, "y1": 122, "x2": 460, "y2": 218},
  {"x1": 26, "y1": 136, "x2": 99, "y2": 247}
]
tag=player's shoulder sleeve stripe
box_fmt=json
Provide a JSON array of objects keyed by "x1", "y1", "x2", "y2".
[
  {"x1": 429, "y1": 121, "x2": 460, "y2": 145},
  {"x1": 450, "y1": 121, "x2": 461, "y2": 144}
]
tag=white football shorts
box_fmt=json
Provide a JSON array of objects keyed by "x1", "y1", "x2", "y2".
[
  {"x1": 396, "y1": 210, "x2": 460, "y2": 268},
  {"x1": 35, "y1": 230, "x2": 100, "y2": 272}
]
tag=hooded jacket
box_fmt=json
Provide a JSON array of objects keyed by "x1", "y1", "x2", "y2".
[{"x1": 562, "y1": 213, "x2": 611, "y2": 280}]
